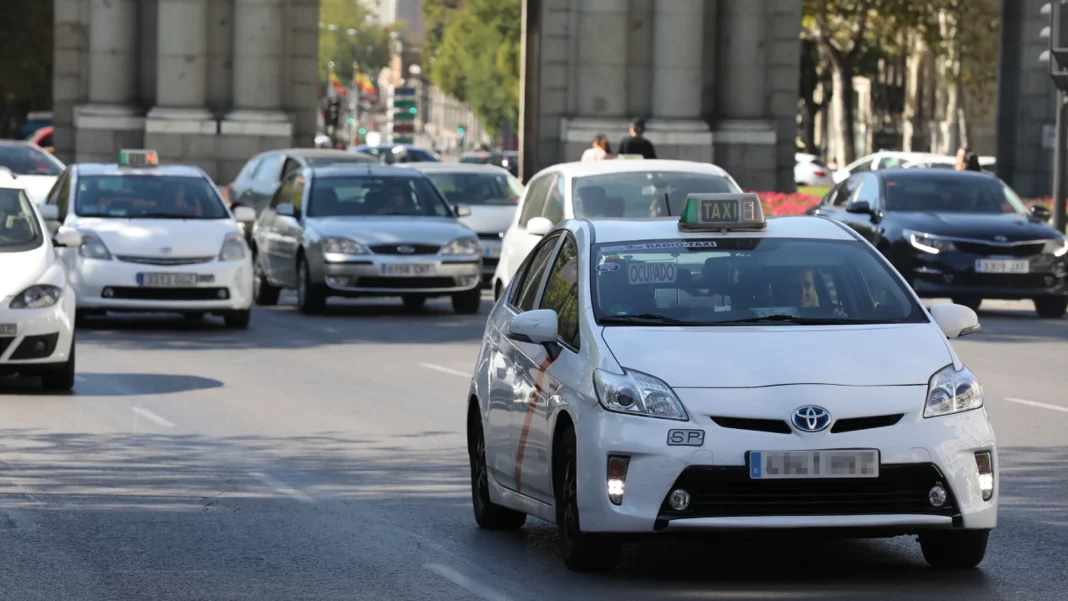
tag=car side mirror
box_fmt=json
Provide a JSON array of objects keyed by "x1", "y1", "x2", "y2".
[
  {"x1": 233, "y1": 206, "x2": 256, "y2": 223},
  {"x1": 506, "y1": 309, "x2": 559, "y2": 345},
  {"x1": 276, "y1": 203, "x2": 296, "y2": 217},
  {"x1": 53, "y1": 226, "x2": 82, "y2": 248},
  {"x1": 38, "y1": 204, "x2": 59, "y2": 221},
  {"x1": 930, "y1": 303, "x2": 981, "y2": 339},
  {"x1": 846, "y1": 200, "x2": 872, "y2": 214},
  {"x1": 1030, "y1": 204, "x2": 1052, "y2": 222},
  {"x1": 526, "y1": 216, "x2": 553, "y2": 236},
  {"x1": 454, "y1": 204, "x2": 472, "y2": 218}
]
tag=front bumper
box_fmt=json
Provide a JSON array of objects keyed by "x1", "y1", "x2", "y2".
[
  {"x1": 575, "y1": 384, "x2": 998, "y2": 534},
  {"x1": 903, "y1": 247, "x2": 1068, "y2": 299},
  {"x1": 71, "y1": 257, "x2": 254, "y2": 312},
  {"x1": 0, "y1": 295, "x2": 75, "y2": 374},
  {"x1": 319, "y1": 255, "x2": 482, "y2": 296}
]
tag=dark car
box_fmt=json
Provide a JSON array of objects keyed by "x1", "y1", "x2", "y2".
[
  {"x1": 224, "y1": 148, "x2": 378, "y2": 219},
  {"x1": 808, "y1": 169, "x2": 1068, "y2": 318}
]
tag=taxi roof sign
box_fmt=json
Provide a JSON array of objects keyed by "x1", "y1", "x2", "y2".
[
  {"x1": 678, "y1": 193, "x2": 766, "y2": 232},
  {"x1": 118, "y1": 149, "x2": 159, "y2": 168}
]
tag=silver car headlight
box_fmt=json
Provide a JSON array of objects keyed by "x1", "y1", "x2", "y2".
[
  {"x1": 78, "y1": 231, "x2": 112, "y2": 260},
  {"x1": 441, "y1": 236, "x2": 480, "y2": 255},
  {"x1": 9, "y1": 285, "x2": 62, "y2": 309},
  {"x1": 904, "y1": 229, "x2": 956, "y2": 254},
  {"x1": 923, "y1": 364, "x2": 984, "y2": 418},
  {"x1": 594, "y1": 368, "x2": 689, "y2": 421},
  {"x1": 1044, "y1": 235, "x2": 1068, "y2": 257},
  {"x1": 322, "y1": 237, "x2": 368, "y2": 255},
  {"x1": 218, "y1": 231, "x2": 248, "y2": 261}
]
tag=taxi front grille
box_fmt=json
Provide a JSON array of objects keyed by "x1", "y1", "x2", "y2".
[
  {"x1": 105, "y1": 287, "x2": 229, "y2": 301},
  {"x1": 353, "y1": 277, "x2": 457, "y2": 289},
  {"x1": 116, "y1": 255, "x2": 217, "y2": 266},
  {"x1": 657, "y1": 464, "x2": 957, "y2": 521}
]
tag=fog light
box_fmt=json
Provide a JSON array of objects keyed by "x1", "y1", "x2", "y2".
[
  {"x1": 217, "y1": 289, "x2": 228, "y2": 299},
  {"x1": 606, "y1": 455, "x2": 629, "y2": 505},
  {"x1": 669, "y1": 488, "x2": 691, "y2": 511},
  {"x1": 326, "y1": 276, "x2": 350, "y2": 287},
  {"x1": 33, "y1": 341, "x2": 46, "y2": 353},
  {"x1": 101, "y1": 287, "x2": 113, "y2": 298},
  {"x1": 975, "y1": 451, "x2": 994, "y2": 501},
  {"x1": 928, "y1": 485, "x2": 947, "y2": 507}
]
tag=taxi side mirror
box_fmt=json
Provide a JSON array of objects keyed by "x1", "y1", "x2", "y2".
[
  {"x1": 507, "y1": 309, "x2": 558, "y2": 345},
  {"x1": 454, "y1": 204, "x2": 472, "y2": 218},
  {"x1": 53, "y1": 226, "x2": 82, "y2": 248},
  {"x1": 526, "y1": 216, "x2": 553, "y2": 236},
  {"x1": 930, "y1": 303, "x2": 980, "y2": 339},
  {"x1": 233, "y1": 206, "x2": 256, "y2": 223},
  {"x1": 846, "y1": 200, "x2": 872, "y2": 214},
  {"x1": 276, "y1": 203, "x2": 296, "y2": 217},
  {"x1": 38, "y1": 204, "x2": 59, "y2": 221}
]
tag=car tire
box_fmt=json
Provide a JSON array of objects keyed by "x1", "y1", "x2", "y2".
[
  {"x1": 1034, "y1": 296, "x2": 1067, "y2": 319},
  {"x1": 224, "y1": 309, "x2": 251, "y2": 329},
  {"x1": 919, "y1": 529, "x2": 989, "y2": 569},
  {"x1": 951, "y1": 296, "x2": 982, "y2": 312},
  {"x1": 554, "y1": 424, "x2": 621, "y2": 573},
  {"x1": 297, "y1": 256, "x2": 327, "y2": 315},
  {"x1": 402, "y1": 295, "x2": 427, "y2": 310},
  {"x1": 452, "y1": 287, "x2": 481, "y2": 314},
  {"x1": 493, "y1": 280, "x2": 503, "y2": 302},
  {"x1": 468, "y1": 410, "x2": 526, "y2": 530},
  {"x1": 40, "y1": 336, "x2": 75, "y2": 393},
  {"x1": 253, "y1": 258, "x2": 281, "y2": 306}
]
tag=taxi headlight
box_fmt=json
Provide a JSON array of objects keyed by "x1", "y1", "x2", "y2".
[
  {"x1": 78, "y1": 231, "x2": 112, "y2": 260},
  {"x1": 1044, "y1": 236, "x2": 1068, "y2": 257},
  {"x1": 218, "y1": 231, "x2": 247, "y2": 261},
  {"x1": 593, "y1": 368, "x2": 689, "y2": 421},
  {"x1": 9, "y1": 285, "x2": 62, "y2": 309},
  {"x1": 923, "y1": 364, "x2": 984, "y2": 418},
  {"x1": 441, "y1": 237, "x2": 479, "y2": 255},
  {"x1": 322, "y1": 237, "x2": 367, "y2": 255},
  {"x1": 904, "y1": 229, "x2": 956, "y2": 254}
]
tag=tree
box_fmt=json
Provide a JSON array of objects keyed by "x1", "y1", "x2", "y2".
[
  {"x1": 0, "y1": 1, "x2": 52, "y2": 138},
  {"x1": 318, "y1": 0, "x2": 390, "y2": 86}
]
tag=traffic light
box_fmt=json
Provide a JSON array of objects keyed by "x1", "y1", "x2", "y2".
[
  {"x1": 358, "y1": 128, "x2": 367, "y2": 135},
  {"x1": 457, "y1": 126, "x2": 465, "y2": 134},
  {"x1": 347, "y1": 117, "x2": 355, "y2": 125},
  {"x1": 390, "y1": 86, "x2": 416, "y2": 144},
  {"x1": 1042, "y1": 1, "x2": 1068, "y2": 90}
]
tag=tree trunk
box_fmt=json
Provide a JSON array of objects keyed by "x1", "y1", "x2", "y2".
[
  {"x1": 830, "y1": 54, "x2": 857, "y2": 165},
  {"x1": 800, "y1": 104, "x2": 818, "y2": 154},
  {"x1": 903, "y1": 34, "x2": 928, "y2": 152},
  {"x1": 798, "y1": 40, "x2": 820, "y2": 154}
]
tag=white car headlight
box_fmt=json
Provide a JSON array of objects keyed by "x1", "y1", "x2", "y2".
[
  {"x1": 218, "y1": 231, "x2": 248, "y2": 261},
  {"x1": 322, "y1": 237, "x2": 367, "y2": 255},
  {"x1": 78, "y1": 231, "x2": 112, "y2": 260},
  {"x1": 1044, "y1": 236, "x2": 1068, "y2": 257},
  {"x1": 593, "y1": 368, "x2": 689, "y2": 421},
  {"x1": 441, "y1": 237, "x2": 479, "y2": 255},
  {"x1": 903, "y1": 229, "x2": 956, "y2": 254},
  {"x1": 9, "y1": 285, "x2": 62, "y2": 309},
  {"x1": 923, "y1": 364, "x2": 984, "y2": 418}
]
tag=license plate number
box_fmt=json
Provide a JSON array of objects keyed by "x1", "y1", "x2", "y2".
[
  {"x1": 0, "y1": 324, "x2": 15, "y2": 336},
  {"x1": 137, "y1": 273, "x2": 198, "y2": 287},
  {"x1": 381, "y1": 263, "x2": 437, "y2": 277},
  {"x1": 484, "y1": 246, "x2": 501, "y2": 258},
  {"x1": 749, "y1": 450, "x2": 879, "y2": 479},
  {"x1": 975, "y1": 259, "x2": 1029, "y2": 274}
]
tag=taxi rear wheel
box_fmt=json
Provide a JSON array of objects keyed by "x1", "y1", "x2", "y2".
[
  {"x1": 554, "y1": 425, "x2": 621, "y2": 572},
  {"x1": 40, "y1": 336, "x2": 75, "y2": 393},
  {"x1": 224, "y1": 310, "x2": 251, "y2": 329},
  {"x1": 297, "y1": 257, "x2": 327, "y2": 315},
  {"x1": 468, "y1": 413, "x2": 526, "y2": 530},
  {"x1": 253, "y1": 256, "x2": 280, "y2": 306},
  {"x1": 918, "y1": 529, "x2": 989, "y2": 569}
]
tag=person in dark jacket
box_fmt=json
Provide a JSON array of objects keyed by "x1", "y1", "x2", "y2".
[{"x1": 618, "y1": 119, "x2": 657, "y2": 159}]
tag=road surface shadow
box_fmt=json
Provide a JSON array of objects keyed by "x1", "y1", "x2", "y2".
[{"x1": 0, "y1": 373, "x2": 223, "y2": 396}]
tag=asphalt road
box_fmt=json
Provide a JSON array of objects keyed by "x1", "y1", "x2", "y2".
[{"x1": 1, "y1": 294, "x2": 1065, "y2": 600}]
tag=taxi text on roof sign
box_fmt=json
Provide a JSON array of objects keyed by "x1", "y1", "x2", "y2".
[
  {"x1": 118, "y1": 149, "x2": 159, "y2": 168},
  {"x1": 678, "y1": 192, "x2": 766, "y2": 232}
]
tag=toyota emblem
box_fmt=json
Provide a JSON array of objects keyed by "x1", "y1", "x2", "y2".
[
  {"x1": 791, "y1": 406, "x2": 831, "y2": 432},
  {"x1": 398, "y1": 245, "x2": 415, "y2": 254},
  {"x1": 160, "y1": 246, "x2": 173, "y2": 254}
]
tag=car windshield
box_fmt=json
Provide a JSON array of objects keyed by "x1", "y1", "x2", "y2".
[
  {"x1": 591, "y1": 237, "x2": 926, "y2": 326},
  {"x1": 0, "y1": 144, "x2": 63, "y2": 176},
  {"x1": 883, "y1": 174, "x2": 1030, "y2": 214},
  {"x1": 425, "y1": 171, "x2": 524, "y2": 206},
  {"x1": 307, "y1": 175, "x2": 453, "y2": 217},
  {"x1": 74, "y1": 175, "x2": 229, "y2": 219},
  {"x1": 0, "y1": 187, "x2": 43, "y2": 251},
  {"x1": 306, "y1": 155, "x2": 377, "y2": 166},
  {"x1": 573, "y1": 172, "x2": 742, "y2": 219}
]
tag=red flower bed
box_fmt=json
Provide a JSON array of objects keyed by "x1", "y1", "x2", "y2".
[{"x1": 750, "y1": 192, "x2": 822, "y2": 216}]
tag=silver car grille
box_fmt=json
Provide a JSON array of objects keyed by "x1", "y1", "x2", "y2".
[{"x1": 115, "y1": 255, "x2": 217, "y2": 266}]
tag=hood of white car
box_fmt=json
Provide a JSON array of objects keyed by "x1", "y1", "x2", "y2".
[
  {"x1": 0, "y1": 243, "x2": 50, "y2": 298},
  {"x1": 600, "y1": 323, "x2": 951, "y2": 388},
  {"x1": 459, "y1": 205, "x2": 516, "y2": 237},
  {"x1": 74, "y1": 218, "x2": 240, "y2": 257},
  {"x1": 14, "y1": 175, "x2": 57, "y2": 205}
]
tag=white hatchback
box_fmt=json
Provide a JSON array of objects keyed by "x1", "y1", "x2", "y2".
[
  {"x1": 0, "y1": 181, "x2": 81, "y2": 390},
  {"x1": 466, "y1": 193, "x2": 997, "y2": 572}
]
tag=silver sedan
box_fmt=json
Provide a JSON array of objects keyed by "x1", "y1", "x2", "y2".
[{"x1": 250, "y1": 165, "x2": 483, "y2": 314}]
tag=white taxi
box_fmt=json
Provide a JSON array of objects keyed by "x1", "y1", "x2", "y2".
[
  {"x1": 467, "y1": 193, "x2": 997, "y2": 572},
  {"x1": 0, "y1": 179, "x2": 81, "y2": 390},
  {"x1": 40, "y1": 150, "x2": 257, "y2": 327},
  {"x1": 490, "y1": 159, "x2": 742, "y2": 300}
]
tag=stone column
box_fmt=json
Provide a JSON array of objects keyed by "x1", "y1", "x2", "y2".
[
  {"x1": 147, "y1": 0, "x2": 214, "y2": 124},
  {"x1": 224, "y1": 0, "x2": 292, "y2": 134},
  {"x1": 651, "y1": 0, "x2": 704, "y2": 120},
  {"x1": 576, "y1": 0, "x2": 628, "y2": 117}
]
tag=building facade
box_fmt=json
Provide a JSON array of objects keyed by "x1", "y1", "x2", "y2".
[
  {"x1": 52, "y1": 0, "x2": 321, "y2": 183},
  {"x1": 520, "y1": 0, "x2": 802, "y2": 191},
  {"x1": 369, "y1": 0, "x2": 425, "y2": 45}
]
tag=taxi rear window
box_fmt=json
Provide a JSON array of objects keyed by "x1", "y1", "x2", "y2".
[
  {"x1": 75, "y1": 175, "x2": 228, "y2": 219},
  {"x1": 573, "y1": 172, "x2": 741, "y2": 219},
  {"x1": 591, "y1": 238, "x2": 925, "y2": 325}
]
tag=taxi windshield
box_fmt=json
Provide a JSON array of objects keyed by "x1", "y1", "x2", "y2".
[
  {"x1": 307, "y1": 175, "x2": 453, "y2": 217},
  {"x1": 591, "y1": 237, "x2": 926, "y2": 325},
  {"x1": 574, "y1": 172, "x2": 742, "y2": 219},
  {"x1": 883, "y1": 174, "x2": 1030, "y2": 214},
  {"x1": 74, "y1": 175, "x2": 229, "y2": 219},
  {"x1": 0, "y1": 144, "x2": 63, "y2": 176},
  {"x1": 0, "y1": 187, "x2": 43, "y2": 251},
  {"x1": 424, "y1": 171, "x2": 523, "y2": 206}
]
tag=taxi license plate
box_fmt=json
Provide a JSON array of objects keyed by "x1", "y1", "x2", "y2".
[
  {"x1": 975, "y1": 259, "x2": 1029, "y2": 274},
  {"x1": 748, "y1": 450, "x2": 879, "y2": 480},
  {"x1": 484, "y1": 246, "x2": 501, "y2": 259},
  {"x1": 381, "y1": 263, "x2": 436, "y2": 277},
  {"x1": 137, "y1": 273, "x2": 197, "y2": 287},
  {"x1": 0, "y1": 324, "x2": 16, "y2": 336}
]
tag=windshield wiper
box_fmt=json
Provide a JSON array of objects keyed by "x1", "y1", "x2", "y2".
[
  {"x1": 717, "y1": 314, "x2": 858, "y2": 325},
  {"x1": 600, "y1": 313, "x2": 688, "y2": 325}
]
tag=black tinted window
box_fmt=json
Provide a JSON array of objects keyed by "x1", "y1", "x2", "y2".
[
  {"x1": 426, "y1": 171, "x2": 524, "y2": 206},
  {"x1": 306, "y1": 176, "x2": 451, "y2": 217},
  {"x1": 0, "y1": 187, "x2": 43, "y2": 251},
  {"x1": 75, "y1": 175, "x2": 228, "y2": 219},
  {"x1": 0, "y1": 144, "x2": 63, "y2": 176},
  {"x1": 306, "y1": 155, "x2": 377, "y2": 166},
  {"x1": 540, "y1": 235, "x2": 580, "y2": 348},
  {"x1": 883, "y1": 175, "x2": 1029, "y2": 214},
  {"x1": 513, "y1": 234, "x2": 561, "y2": 311},
  {"x1": 573, "y1": 172, "x2": 741, "y2": 218}
]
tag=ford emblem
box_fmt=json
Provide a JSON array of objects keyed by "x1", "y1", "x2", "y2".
[
  {"x1": 398, "y1": 245, "x2": 415, "y2": 254},
  {"x1": 791, "y1": 406, "x2": 831, "y2": 433},
  {"x1": 160, "y1": 246, "x2": 172, "y2": 254}
]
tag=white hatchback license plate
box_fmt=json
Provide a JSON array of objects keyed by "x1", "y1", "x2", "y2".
[
  {"x1": 484, "y1": 246, "x2": 501, "y2": 258},
  {"x1": 749, "y1": 450, "x2": 879, "y2": 480},
  {"x1": 381, "y1": 263, "x2": 436, "y2": 277},
  {"x1": 137, "y1": 273, "x2": 197, "y2": 287},
  {"x1": 975, "y1": 259, "x2": 1029, "y2": 274},
  {"x1": 0, "y1": 324, "x2": 15, "y2": 336}
]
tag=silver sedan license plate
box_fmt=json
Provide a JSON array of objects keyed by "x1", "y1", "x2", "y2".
[
  {"x1": 138, "y1": 273, "x2": 197, "y2": 287},
  {"x1": 0, "y1": 324, "x2": 16, "y2": 336},
  {"x1": 381, "y1": 263, "x2": 436, "y2": 277},
  {"x1": 749, "y1": 449, "x2": 879, "y2": 479}
]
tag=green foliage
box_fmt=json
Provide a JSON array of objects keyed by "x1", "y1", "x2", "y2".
[
  {"x1": 319, "y1": 0, "x2": 390, "y2": 84},
  {"x1": 423, "y1": 0, "x2": 521, "y2": 135},
  {"x1": 0, "y1": 0, "x2": 53, "y2": 135}
]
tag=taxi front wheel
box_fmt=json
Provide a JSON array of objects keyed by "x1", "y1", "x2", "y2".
[
  {"x1": 554, "y1": 424, "x2": 621, "y2": 572},
  {"x1": 918, "y1": 530, "x2": 989, "y2": 569},
  {"x1": 468, "y1": 413, "x2": 526, "y2": 530}
]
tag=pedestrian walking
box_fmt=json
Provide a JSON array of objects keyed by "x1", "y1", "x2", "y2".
[
  {"x1": 617, "y1": 118, "x2": 657, "y2": 159},
  {"x1": 581, "y1": 134, "x2": 615, "y2": 162}
]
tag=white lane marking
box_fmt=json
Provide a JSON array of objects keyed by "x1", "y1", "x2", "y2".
[
  {"x1": 248, "y1": 471, "x2": 315, "y2": 503},
  {"x1": 1004, "y1": 397, "x2": 1068, "y2": 414},
  {"x1": 420, "y1": 363, "x2": 469, "y2": 378},
  {"x1": 131, "y1": 407, "x2": 176, "y2": 428},
  {"x1": 3, "y1": 478, "x2": 42, "y2": 504},
  {"x1": 424, "y1": 564, "x2": 514, "y2": 601}
]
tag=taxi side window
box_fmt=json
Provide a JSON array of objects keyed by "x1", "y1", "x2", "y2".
[
  {"x1": 269, "y1": 174, "x2": 296, "y2": 209},
  {"x1": 512, "y1": 232, "x2": 563, "y2": 311},
  {"x1": 538, "y1": 234, "x2": 580, "y2": 349},
  {"x1": 289, "y1": 174, "x2": 306, "y2": 214},
  {"x1": 254, "y1": 154, "x2": 284, "y2": 182},
  {"x1": 518, "y1": 173, "x2": 554, "y2": 227},
  {"x1": 542, "y1": 176, "x2": 565, "y2": 224},
  {"x1": 57, "y1": 171, "x2": 72, "y2": 218},
  {"x1": 46, "y1": 169, "x2": 70, "y2": 216},
  {"x1": 852, "y1": 174, "x2": 879, "y2": 208}
]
